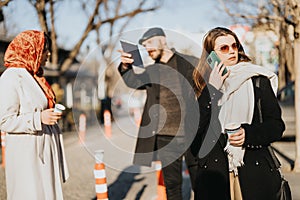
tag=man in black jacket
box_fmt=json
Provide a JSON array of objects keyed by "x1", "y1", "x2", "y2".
[{"x1": 118, "y1": 27, "x2": 199, "y2": 200}]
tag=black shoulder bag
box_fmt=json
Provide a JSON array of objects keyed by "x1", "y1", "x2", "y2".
[{"x1": 255, "y1": 77, "x2": 292, "y2": 200}]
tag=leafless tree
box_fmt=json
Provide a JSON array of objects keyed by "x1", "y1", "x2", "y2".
[
  {"x1": 220, "y1": 0, "x2": 292, "y2": 86},
  {"x1": 293, "y1": 0, "x2": 300, "y2": 172},
  {"x1": 2, "y1": 0, "x2": 162, "y2": 73}
]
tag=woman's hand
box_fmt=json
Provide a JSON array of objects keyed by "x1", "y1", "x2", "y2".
[
  {"x1": 41, "y1": 108, "x2": 62, "y2": 125},
  {"x1": 228, "y1": 128, "x2": 245, "y2": 147},
  {"x1": 117, "y1": 49, "x2": 134, "y2": 70},
  {"x1": 208, "y1": 61, "x2": 230, "y2": 90}
]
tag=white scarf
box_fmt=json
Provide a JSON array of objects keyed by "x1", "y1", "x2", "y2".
[{"x1": 218, "y1": 62, "x2": 278, "y2": 175}]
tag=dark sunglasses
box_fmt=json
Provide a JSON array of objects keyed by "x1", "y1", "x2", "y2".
[{"x1": 215, "y1": 43, "x2": 239, "y2": 53}]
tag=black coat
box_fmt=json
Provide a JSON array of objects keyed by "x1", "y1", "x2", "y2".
[
  {"x1": 192, "y1": 75, "x2": 285, "y2": 200},
  {"x1": 192, "y1": 83, "x2": 231, "y2": 200},
  {"x1": 118, "y1": 51, "x2": 199, "y2": 166},
  {"x1": 239, "y1": 76, "x2": 285, "y2": 200}
]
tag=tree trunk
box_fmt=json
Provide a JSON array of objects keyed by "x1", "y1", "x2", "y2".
[
  {"x1": 278, "y1": 31, "x2": 287, "y2": 92},
  {"x1": 49, "y1": 0, "x2": 58, "y2": 69},
  {"x1": 35, "y1": 0, "x2": 48, "y2": 33},
  {"x1": 294, "y1": 0, "x2": 300, "y2": 171}
]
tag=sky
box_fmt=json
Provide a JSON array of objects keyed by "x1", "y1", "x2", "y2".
[
  {"x1": 1, "y1": 0, "x2": 238, "y2": 52},
  {"x1": 126, "y1": 0, "x2": 231, "y2": 33}
]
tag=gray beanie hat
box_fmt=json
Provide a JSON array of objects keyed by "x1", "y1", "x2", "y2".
[{"x1": 138, "y1": 27, "x2": 166, "y2": 44}]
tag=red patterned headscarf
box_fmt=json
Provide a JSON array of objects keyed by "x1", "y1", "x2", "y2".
[{"x1": 4, "y1": 30, "x2": 56, "y2": 108}]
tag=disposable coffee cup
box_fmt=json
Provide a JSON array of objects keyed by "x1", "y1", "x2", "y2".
[
  {"x1": 54, "y1": 104, "x2": 66, "y2": 113},
  {"x1": 225, "y1": 124, "x2": 241, "y2": 135}
]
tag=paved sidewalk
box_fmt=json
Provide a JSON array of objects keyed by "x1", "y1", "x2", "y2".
[
  {"x1": 60, "y1": 118, "x2": 159, "y2": 200},
  {"x1": 0, "y1": 103, "x2": 299, "y2": 200},
  {"x1": 0, "y1": 115, "x2": 169, "y2": 200},
  {"x1": 0, "y1": 116, "x2": 159, "y2": 200}
]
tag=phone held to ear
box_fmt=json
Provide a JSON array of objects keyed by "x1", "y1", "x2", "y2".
[{"x1": 206, "y1": 51, "x2": 228, "y2": 76}]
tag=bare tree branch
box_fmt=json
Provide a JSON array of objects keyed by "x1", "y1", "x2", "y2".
[
  {"x1": 60, "y1": 0, "x2": 103, "y2": 72},
  {"x1": 33, "y1": 0, "x2": 48, "y2": 33},
  {"x1": 0, "y1": 0, "x2": 11, "y2": 8},
  {"x1": 219, "y1": 0, "x2": 284, "y2": 22},
  {"x1": 7, "y1": 0, "x2": 160, "y2": 72},
  {"x1": 95, "y1": 6, "x2": 159, "y2": 30},
  {"x1": 60, "y1": 1, "x2": 161, "y2": 72},
  {"x1": 49, "y1": 0, "x2": 58, "y2": 67}
]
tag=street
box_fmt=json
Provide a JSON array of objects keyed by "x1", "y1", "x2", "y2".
[{"x1": 0, "y1": 103, "x2": 300, "y2": 200}]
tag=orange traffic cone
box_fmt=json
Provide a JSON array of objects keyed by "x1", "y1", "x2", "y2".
[
  {"x1": 103, "y1": 110, "x2": 111, "y2": 138},
  {"x1": 154, "y1": 161, "x2": 167, "y2": 200},
  {"x1": 94, "y1": 150, "x2": 109, "y2": 200},
  {"x1": 1, "y1": 131, "x2": 5, "y2": 168},
  {"x1": 78, "y1": 113, "x2": 86, "y2": 144},
  {"x1": 133, "y1": 108, "x2": 141, "y2": 127}
]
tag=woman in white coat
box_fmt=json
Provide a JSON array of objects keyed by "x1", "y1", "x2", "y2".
[{"x1": 0, "y1": 30, "x2": 69, "y2": 200}]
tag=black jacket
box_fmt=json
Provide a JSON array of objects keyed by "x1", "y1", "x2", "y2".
[
  {"x1": 239, "y1": 76, "x2": 285, "y2": 200},
  {"x1": 118, "y1": 51, "x2": 199, "y2": 166},
  {"x1": 192, "y1": 75, "x2": 285, "y2": 200}
]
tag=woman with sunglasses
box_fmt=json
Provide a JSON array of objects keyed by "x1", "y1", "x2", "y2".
[{"x1": 191, "y1": 27, "x2": 285, "y2": 200}]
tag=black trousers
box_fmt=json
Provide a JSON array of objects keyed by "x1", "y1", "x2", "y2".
[{"x1": 156, "y1": 135, "x2": 198, "y2": 200}]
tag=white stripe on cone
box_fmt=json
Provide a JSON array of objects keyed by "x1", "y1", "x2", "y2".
[
  {"x1": 94, "y1": 169, "x2": 106, "y2": 178},
  {"x1": 95, "y1": 184, "x2": 108, "y2": 193}
]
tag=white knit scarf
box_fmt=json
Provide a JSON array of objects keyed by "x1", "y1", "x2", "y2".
[{"x1": 218, "y1": 62, "x2": 278, "y2": 175}]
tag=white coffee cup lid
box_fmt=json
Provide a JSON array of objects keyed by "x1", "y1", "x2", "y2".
[{"x1": 54, "y1": 104, "x2": 66, "y2": 113}]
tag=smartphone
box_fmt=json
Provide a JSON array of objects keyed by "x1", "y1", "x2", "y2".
[
  {"x1": 206, "y1": 51, "x2": 228, "y2": 76},
  {"x1": 120, "y1": 40, "x2": 144, "y2": 68}
]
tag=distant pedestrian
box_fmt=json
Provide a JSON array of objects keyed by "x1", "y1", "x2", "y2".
[
  {"x1": 118, "y1": 27, "x2": 199, "y2": 200},
  {"x1": 0, "y1": 30, "x2": 69, "y2": 200},
  {"x1": 192, "y1": 27, "x2": 285, "y2": 200}
]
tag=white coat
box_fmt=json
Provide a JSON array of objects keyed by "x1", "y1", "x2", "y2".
[{"x1": 0, "y1": 68, "x2": 69, "y2": 200}]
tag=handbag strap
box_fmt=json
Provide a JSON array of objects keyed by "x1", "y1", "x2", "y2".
[
  {"x1": 255, "y1": 77, "x2": 263, "y2": 123},
  {"x1": 255, "y1": 77, "x2": 281, "y2": 169}
]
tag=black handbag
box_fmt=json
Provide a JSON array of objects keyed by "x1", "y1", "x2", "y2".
[
  {"x1": 279, "y1": 178, "x2": 292, "y2": 200},
  {"x1": 268, "y1": 145, "x2": 292, "y2": 200},
  {"x1": 255, "y1": 77, "x2": 292, "y2": 200}
]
